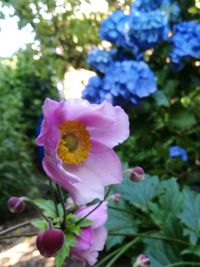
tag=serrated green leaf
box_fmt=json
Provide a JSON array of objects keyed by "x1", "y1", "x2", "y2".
[
  {"x1": 145, "y1": 218, "x2": 186, "y2": 266},
  {"x1": 181, "y1": 245, "x2": 200, "y2": 257},
  {"x1": 77, "y1": 218, "x2": 93, "y2": 228},
  {"x1": 55, "y1": 238, "x2": 69, "y2": 267},
  {"x1": 66, "y1": 234, "x2": 77, "y2": 247},
  {"x1": 178, "y1": 189, "x2": 200, "y2": 245},
  {"x1": 57, "y1": 203, "x2": 64, "y2": 218},
  {"x1": 149, "y1": 179, "x2": 182, "y2": 226},
  {"x1": 121, "y1": 175, "x2": 160, "y2": 212},
  {"x1": 31, "y1": 218, "x2": 48, "y2": 230},
  {"x1": 106, "y1": 200, "x2": 138, "y2": 250},
  {"x1": 34, "y1": 199, "x2": 57, "y2": 218}
]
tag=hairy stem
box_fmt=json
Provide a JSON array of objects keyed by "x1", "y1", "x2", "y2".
[
  {"x1": 109, "y1": 232, "x2": 190, "y2": 246},
  {"x1": 94, "y1": 246, "x2": 122, "y2": 267},
  {"x1": 56, "y1": 184, "x2": 66, "y2": 229},
  {"x1": 0, "y1": 233, "x2": 38, "y2": 240},
  {"x1": 0, "y1": 221, "x2": 32, "y2": 236},
  {"x1": 105, "y1": 238, "x2": 140, "y2": 267},
  {"x1": 48, "y1": 178, "x2": 59, "y2": 216}
]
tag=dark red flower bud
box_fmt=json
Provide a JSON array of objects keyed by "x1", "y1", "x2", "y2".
[
  {"x1": 7, "y1": 197, "x2": 25, "y2": 213},
  {"x1": 130, "y1": 166, "x2": 145, "y2": 182},
  {"x1": 36, "y1": 228, "x2": 64, "y2": 258}
]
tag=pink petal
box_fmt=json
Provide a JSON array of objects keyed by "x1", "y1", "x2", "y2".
[
  {"x1": 75, "y1": 202, "x2": 108, "y2": 229},
  {"x1": 92, "y1": 227, "x2": 107, "y2": 251},
  {"x1": 54, "y1": 99, "x2": 116, "y2": 128},
  {"x1": 78, "y1": 250, "x2": 98, "y2": 266},
  {"x1": 67, "y1": 141, "x2": 123, "y2": 188},
  {"x1": 89, "y1": 105, "x2": 130, "y2": 148},
  {"x1": 43, "y1": 155, "x2": 80, "y2": 186},
  {"x1": 42, "y1": 98, "x2": 60, "y2": 117},
  {"x1": 75, "y1": 227, "x2": 94, "y2": 251}
]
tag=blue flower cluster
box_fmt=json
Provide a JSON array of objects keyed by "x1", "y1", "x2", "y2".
[
  {"x1": 170, "y1": 22, "x2": 200, "y2": 68},
  {"x1": 87, "y1": 48, "x2": 116, "y2": 74},
  {"x1": 82, "y1": 76, "x2": 104, "y2": 104},
  {"x1": 169, "y1": 146, "x2": 188, "y2": 161},
  {"x1": 127, "y1": 9, "x2": 169, "y2": 50},
  {"x1": 83, "y1": 60, "x2": 157, "y2": 105},
  {"x1": 131, "y1": 0, "x2": 180, "y2": 18},
  {"x1": 100, "y1": 0, "x2": 180, "y2": 53},
  {"x1": 99, "y1": 10, "x2": 138, "y2": 53}
]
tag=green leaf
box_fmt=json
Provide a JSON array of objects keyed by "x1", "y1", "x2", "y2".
[
  {"x1": 145, "y1": 218, "x2": 186, "y2": 266},
  {"x1": 153, "y1": 90, "x2": 169, "y2": 107},
  {"x1": 168, "y1": 107, "x2": 197, "y2": 130},
  {"x1": 31, "y1": 218, "x2": 48, "y2": 230},
  {"x1": 149, "y1": 179, "x2": 182, "y2": 226},
  {"x1": 181, "y1": 245, "x2": 200, "y2": 257},
  {"x1": 121, "y1": 174, "x2": 160, "y2": 212},
  {"x1": 55, "y1": 238, "x2": 69, "y2": 267},
  {"x1": 76, "y1": 218, "x2": 93, "y2": 228},
  {"x1": 34, "y1": 199, "x2": 57, "y2": 218},
  {"x1": 178, "y1": 189, "x2": 200, "y2": 245},
  {"x1": 66, "y1": 234, "x2": 77, "y2": 247},
  {"x1": 106, "y1": 200, "x2": 138, "y2": 250}
]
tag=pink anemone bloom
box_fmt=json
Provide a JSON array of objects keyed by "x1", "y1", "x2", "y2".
[
  {"x1": 71, "y1": 202, "x2": 108, "y2": 266},
  {"x1": 36, "y1": 98, "x2": 129, "y2": 204}
]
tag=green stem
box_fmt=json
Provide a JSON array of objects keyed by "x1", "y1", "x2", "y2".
[
  {"x1": 56, "y1": 184, "x2": 66, "y2": 229},
  {"x1": 109, "y1": 232, "x2": 190, "y2": 246},
  {"x1": 105, "y1": 238, "x2": 140, "y2": 267},
  {"x1": 94, "y1": 246, "x2": 122, "y2": 267},
  {"x1": 48, "y1": 178, "x2": 59, "y2": 216},
  {"x1": 0, "y1": 221, "x2": 31, "y2": 236},
  {"x1": 23, "y1": 197, "x2": 49, "y2": 222},
  {"x1": 166, "y1": 263, "x2": 200, "y2": 267},
  {"x1": 0, "y1": 233, "x2": 38, "y2": 240},
  {"x1": 77, "y1": 185, "x2": 113, "y2": 225}
]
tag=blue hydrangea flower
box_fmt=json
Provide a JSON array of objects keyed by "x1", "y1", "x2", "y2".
[
  {"x1": 170, "y1": 22, "x2": 200, "y2": 68},
  {"x1": 83, "y1": 60, "x2": 157, "y2": 106},
  {"x1": 103, "y1": 60, "x2": 157, "y2": 104},
  {"x1": 87, "y1": 48, "x2": 117, "y2": 74},
  {"x1": 131, "y1": 0, "x2": 180, "y2": 20},
  {"x1": 99, "y1": 10, "x2": 138, "y2": 53},
  {"x1": 169, "y1": 146, "x2": 188, "y2": 161},
  {"x1": 126, "y1": 9, "x2": 170, "y2": 50},
  {"x1": 82, "y1": 76, "x2": 104, "y2": 104}
]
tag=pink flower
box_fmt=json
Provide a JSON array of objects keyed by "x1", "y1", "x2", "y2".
[
  {"x1": 71, "y1": 202, "x2": 108, "y2": 266},
  {"x1": 36, "y1": 98, "x2": 129, "y2": 204}
]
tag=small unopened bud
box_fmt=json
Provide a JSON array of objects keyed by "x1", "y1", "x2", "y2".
[
  {"x1": 133, "y1": 254, "x2": 150, "y2": 267},
  {"x1": 7, "y1": 197, "x2": 25, "y2": 213},
  {"x1": 111, "y1": 193, "x2": 121, "y2": 203},
  {"x1": 130, "y1": 167, "x2": 145, "y2": 182},
  {"x1": 36, "y1": 228, "x2": 64, "y2": 258}
]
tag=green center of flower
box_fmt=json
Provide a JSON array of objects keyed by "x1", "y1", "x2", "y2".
[{"x1": 63, "y1": 134, "x2": 78, "y2": 152}]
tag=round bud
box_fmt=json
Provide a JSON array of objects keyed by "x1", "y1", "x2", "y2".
[
  {"x1": 133, "y1": 254, "x2": 150, "y2": 267},
  {"x1": 130, "y1": 166, "x2": 145, "y2": 182},
  {"x1": 7, "y1": 197, "x2": 25, "y2": 213},
  {"x1": 111, "y1": 193, "x2": 121, "y2": 203},
  {"x1": 36, "y1": 228, "x2": 64, "y2": 258}
]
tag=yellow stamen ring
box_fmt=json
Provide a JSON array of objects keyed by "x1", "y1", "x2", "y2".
[{"x1": 57, "y1": 121, "x2": 91, "y2": 165}]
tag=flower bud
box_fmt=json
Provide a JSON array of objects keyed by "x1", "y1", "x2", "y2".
[
  {"x1": 111, "y1": 193, "x2": 121, "y2": 203},
  {"x1": 7, "y1": 197, "x2": 25, "y2": 213},
  {"x1": 36, "y1": 228, "x2": 64, "y2": 258},
  {"x1": 133, "y1": 254, "x2": 150, "y2": 267},
  {"x1": 130, "y1": 166, "x2": 145, "y2": 182}
]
